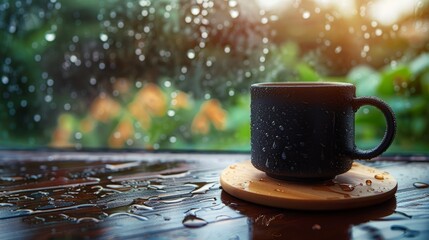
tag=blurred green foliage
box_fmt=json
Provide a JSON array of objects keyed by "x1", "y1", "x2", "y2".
[{"x1": 271, "y1": 42, "x2": 429, "y2": 153}]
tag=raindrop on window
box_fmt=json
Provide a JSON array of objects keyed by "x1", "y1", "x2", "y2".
[
  {"x1": 224, "y1": 46, "x2": 231, "y2": 53},
  {"x1": 325, "y1": 24, "x2": 331, "y2": 31},
  {"x1": 335, "y1": 46, "x2": 342, "y2": 54},
  {"x1": 263, "y1": 48, "x2": 269, "y2": 54},
  {"x1": 185, "y1": 15, "x2": 192, "y2": 23},
  {"x1": 262, "y1": 37, "x2": 269, "y2": 44},
  {"x1": 302, "y1": 11, "x2": 311, "y2": 19},
  {"x1": 89, "y1": 77, "x2": 97, "y2": 85},
  {"x1": 375, "y1": 29, "x2": 383, "y2": 36},
  {"x1": 187, "y1": 49, "x2": 196, "y2": 59},
  {"x1": 270, "y1": 15, "x2": 279, "y2": 21},
  {"x1": 363, "y1": 32, "x2": 370, "y2": 39},
  {"x1": 20, "y1": 100, "x2": 27, "y2": 108},
  {"x1": 45, "y1": 33, "x2": 56, "y2": 42},
  {"x1": 229, "y1": 9, "x2": 239, "y2": 19},
  {"x1": 75, "y1": 132, "x2": 82, "y2": 140},
  {"x1": 28, "y1": 85, "x2": 35, "y2": 93},
  {"x1": 363, "y1": 45, "x2": 370, "y2": 52},
  {"x1": 167, "y1": 110, "x2": 175, "y2": 117},
  {"x1": 139, "y1": 0, "x2": 150, "y2": 7},
  {"x1": 34, "y1": 55, "x2": 42, "y2": 62},
  {"x1": 1, "y1": 76, "x2": 8, "y2": 85},
  {"x1": 44, "y1": 95, "x2": 52, "y2": 102},
  {"x1": 228, "y1": 0, "x2": 238, "y2": 8},
  {"x1": 72, "y1": 36, "x2": 79, "y2": 43},
  {"x1": 33, "y1": 114, "x2": 41, "y2": 122},
  {"x1": 191, "y1": 6, "x2": 200, "y2": 16},
  {"x1": 99, "y1": 33, "x2": 108, "y2": 42},
  {"x1": 64, "y1": 103, "x2": 71, "y2": 111}
]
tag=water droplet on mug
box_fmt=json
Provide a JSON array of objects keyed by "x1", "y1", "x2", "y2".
[
  {"x1": 279, "y1": 125, "x2": 284, "y2": 131},
  {"x1": 374, "y1": 174, "x2": 384, "y2": 180},
  {"x1": 312, "y1": 224, "x2": 321, "y2": 230},
  {"x1": 281, "y1": 152, "x2": 287, "y2": 160},
  {"x1": 272, "y1": 141, "x2": 277, "y2": 149},
  {"x1": 182, "y1": 215, "x2": 208, "y2": 228},
  {"x1": 339, "y1": 184, "x2": 355, "y2": 192},
  {"x1": 365, "y1": 180, "x2": 372, "y2": 186},
  {"x1": 413, "y1": 182, "x2": 429, "y2": 189}
]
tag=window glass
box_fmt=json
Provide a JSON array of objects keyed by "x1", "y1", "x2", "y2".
[{"x1": 1, "y1": 0, "x2": 428, "y2": 152}]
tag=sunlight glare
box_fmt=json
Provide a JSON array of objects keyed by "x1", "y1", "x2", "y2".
[
  {"x1": 370, "y1": 0, "x2": 422, "y2": 25},
  {"x1": 313, "y1": 0, "x2": 356, "y2": 16},
  {"x1": 256, "y1": 0, "x2": 292, "y2": 11}
]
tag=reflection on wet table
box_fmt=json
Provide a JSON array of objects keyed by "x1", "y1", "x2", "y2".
[{"x1": 0, "y1": 152, "x2": 428, "y2": 239}]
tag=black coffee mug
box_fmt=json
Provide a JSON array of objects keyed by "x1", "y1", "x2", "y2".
[{"x1": 250, "y1": 82, "x2": 396, "y2": 181}]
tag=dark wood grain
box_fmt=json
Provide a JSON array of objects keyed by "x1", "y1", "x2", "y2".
[{"x1": 0, "y1": 151, "x2": 428, "y2": 239}]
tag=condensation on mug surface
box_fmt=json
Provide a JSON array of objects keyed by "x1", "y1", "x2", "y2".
[{"x1": 250, "y1": 82, "x2": 396, "y2": 181}]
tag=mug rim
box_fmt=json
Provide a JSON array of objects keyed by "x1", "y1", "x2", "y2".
[{"x1": 251, "y1": 82, "x2": 353, "y2": 88}]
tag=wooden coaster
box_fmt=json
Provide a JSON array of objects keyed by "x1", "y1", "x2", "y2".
[{"x1": 220, "y1": 161, "x2": 397, "y2": 210}]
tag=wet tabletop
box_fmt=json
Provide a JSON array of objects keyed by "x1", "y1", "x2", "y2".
[{"x1": 0, "y1": 151, "x2": 428, "y2": 240}]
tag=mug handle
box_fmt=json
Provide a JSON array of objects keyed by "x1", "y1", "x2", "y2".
[{"x1": 351, "y1": 97, "x2": 396, "y2": 159}]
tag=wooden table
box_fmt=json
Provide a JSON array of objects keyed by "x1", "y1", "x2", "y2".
[{"x1": 0, "y1": 151, "x2": 428, "y2": 239}]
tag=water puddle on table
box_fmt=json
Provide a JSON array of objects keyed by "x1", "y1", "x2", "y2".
[
  {"x1": 1, "y1": 159, "x2": 428, "y2": 239},
  {"x1": 0, "y1": 158, "x2": 244, "y2": 238}
]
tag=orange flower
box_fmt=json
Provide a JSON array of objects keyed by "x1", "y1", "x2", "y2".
[
  {"x1": 203, "y1": 99, "x2": 227, "y2": 130},
  {"x1": 51, "y1": 128, "x2": 73, "y2": 148},
  {"x1": 90, "y1": 94, "x2": 121, "y2": 122},
  {"x1": 50, "y1": 114, "x2": 74, "y2": 147},
  {"x1": 191, "y1": 113, "x2": 210, "y2": 134},
  {"x1": 113, "y1": 77, "x2": 131, "y2": 95},
  {"x1": 191, "y1": 99, "x2": 227, "y2": 134},
  {"x1": 108, "y1": 118, "x2": 134, "y2": 148},
  {"x1": 80, "y1": 117, "x2": 95, "y2": 133},
  {"x1": 128, "y1": 100, "x2": 151, "y2": 130},
  {"x1": 136, "y1": 83, "x2": 166, "y2": 116},
  {"x1": 171, "y1": 91, "x2": 191, "y2": 109}
]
